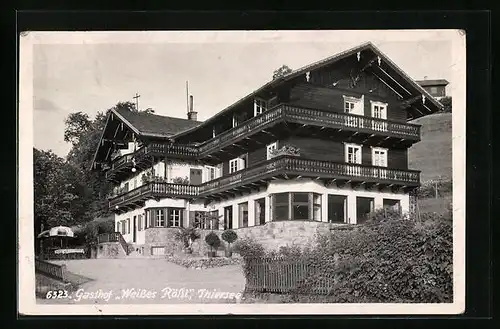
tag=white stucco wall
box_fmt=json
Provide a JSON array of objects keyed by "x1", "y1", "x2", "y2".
[{"x1": 114, "y1": 178, "x2": 409, "y2": 245}]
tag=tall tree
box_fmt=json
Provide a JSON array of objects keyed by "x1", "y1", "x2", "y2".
[
  {"x1": 33, "y1": 148, "x2": 84, "y2": 233},
  {"x1": 63, "y1": 101, "x2": 140, "y2": 219},
  {"x1": 439, "y1": 96, "x2": 452, "y2": 113},
  {"x1": 272, "y1": 64, "x2": 293, "y2": 80}
]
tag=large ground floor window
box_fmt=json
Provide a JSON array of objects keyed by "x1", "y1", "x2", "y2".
[
  {"x1": 255, "y1": 198, "x2": 266, "y2": 225},
  {"x1": 356, "y1": 197, "x2": 374, "y2": 224},
  {"x1": 328, "y1": 194, "x2": 347, "y2": 223},
  {"x1": 383, "y1": 199, "x2": 402, "y2": 214},
  {"x1": 146, "y1": 207, "x2": 184, "y2": 227},
  {"x1": 271, "y1": 192, "x2": 322, "y2": 221},
  {"x1": 239, "y1": 202, "x2": 249, "y2": 228}
]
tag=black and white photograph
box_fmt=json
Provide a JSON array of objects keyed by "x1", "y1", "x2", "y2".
[{"x1": 18, "y1": 30, "x2": 466, "y2": 315}]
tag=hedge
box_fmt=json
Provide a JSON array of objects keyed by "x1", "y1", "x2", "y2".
[{"x1": 238, "y1": 213, "x2": 453, "y2": 303}]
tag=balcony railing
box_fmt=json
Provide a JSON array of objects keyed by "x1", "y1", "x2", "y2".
[
  {"x1": 106, "y1": 104, "x2": 421, "y2": 175},
  {"x1": 109, "y1": 182, "x2": 200, "y2": 209},
  {"x1": 198, "y1": 155, "x2": 420, "y2": 196},
  {"x1": 109, "y1": 156, "x2": 419, "y2": 210}
]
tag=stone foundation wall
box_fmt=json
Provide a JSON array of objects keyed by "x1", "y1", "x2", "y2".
[
  {"x1": 233, "y1": 221, "x2": 341, "y2": 251},
  {"x1": 143, "y1": 221, "x2": 341, "y2": 257},
  {"x1": 96, "y1": 242, "x2": 126, "y2": 259}
]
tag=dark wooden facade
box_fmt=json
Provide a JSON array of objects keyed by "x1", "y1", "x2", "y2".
[{"x1": 95, "y1": 43, "x2": 443, "y2": 213}]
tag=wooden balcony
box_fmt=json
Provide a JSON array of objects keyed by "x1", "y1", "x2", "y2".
[
  {"x1": 109, "y1": 182, "x2": 199, "y2": 212},
  {"x1": 198, "y1": 155, "x2": 420, "y2": 198},
  {"x1": 197, "y1": 104, "x2": 421, "y2": 157},
  {"x1": 109, "y1": 155, "x2": 419, "y2": 211},
  {"x1": 105, "y1": 104, "x2": 420, "y2": 181}
]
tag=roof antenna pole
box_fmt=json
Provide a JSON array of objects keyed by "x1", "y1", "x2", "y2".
[{"x1": 186, "y1": 81, "x2": 189, "y2": 114}]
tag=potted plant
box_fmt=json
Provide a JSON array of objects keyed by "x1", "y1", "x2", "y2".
[
  {"x1": 205, "y1": 232, "x2": 221, "y2": 258},
  {"x1": 173, "y1": 227, "x2": 200, "y2": 254},
  {"x1": 221, "y1": 229, "x2": 238, "y2": 258}
]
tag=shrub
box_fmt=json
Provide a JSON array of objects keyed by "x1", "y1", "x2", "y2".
[
  {"x1": 366, "y1": 207, "x2": 404, "y2": 223},
  {"x1": 240, "y1": 212, "x2": 453, "y2": 303},
  {"x1": 173, "y1": 227, "x2": 201, "y2": 249},
  {"x1": 221, "y1": 230, "x2": 238, "y2": 249},
  {"x1": 205, "y1": 232, "x2": 221, "y2": 252},
  {"x1": 233, "y1": 237, "x2": 265, "y2": 259}
]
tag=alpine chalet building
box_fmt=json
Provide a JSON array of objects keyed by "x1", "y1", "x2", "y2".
[{"x1": 91, "y1": 42, "x2": 443, "y2": 256}]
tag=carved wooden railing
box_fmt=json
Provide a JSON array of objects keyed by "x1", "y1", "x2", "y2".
[
  {"x1": 198, "y1": 155, "x2": 420, "y2": 196},
  {"x1": 109, "y1": 182, "x2": 200, "y2": 209},
  {"x1": 106, "y1": 104, "x2": 421, "y2": 176}
]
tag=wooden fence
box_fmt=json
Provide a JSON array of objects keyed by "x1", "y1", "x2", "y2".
[
  {"x1": 35, "y1": 258, "x2": 67, "y2": 282},
  {"x1": 244, "y1": 257, "x2": 336, "y2": 295}
]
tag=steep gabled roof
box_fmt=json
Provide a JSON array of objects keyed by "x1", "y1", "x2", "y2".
[
  {"x1": 91, "y1": 108, "x2": 201, "y2": 168},
  {"x1": 172, "y1": 41, "x2": 444, "y2": 139},
  {"x1": 113, "y1": 107, "x2": 201, "y2": 138}
]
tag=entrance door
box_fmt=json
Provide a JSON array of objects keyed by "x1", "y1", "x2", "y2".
[
  {"x1": 224, "y1": 206, "x2": 233, "y2": 230},
  {"x1": 133, "y1": 216, "x2": 137, "y2": 243},
  {"x1": 189, "y1": 168, "x2": 203, "y2": 185}
]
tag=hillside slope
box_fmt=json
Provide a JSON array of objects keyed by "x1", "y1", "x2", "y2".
[{"x1": 408, "y1": 113, "x2": 452, "y2": 183}]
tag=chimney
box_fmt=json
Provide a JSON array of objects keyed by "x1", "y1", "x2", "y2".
[{"x1": 187, "y1": 95, "x2": 198, "y2": 121}]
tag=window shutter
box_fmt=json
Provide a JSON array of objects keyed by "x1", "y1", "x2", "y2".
[
  {"x1": 165, "y1": 209, "x2": 170, "y2": 227},
  {"x1": 182, "y1": 210, "x2": 187, "y2": 228},
  {"x1": 151, "y1": 210, "x2": 157, "y2": 227},
  {"x1": 127, "y1": 219, "x2": 130, "y2": 234}
]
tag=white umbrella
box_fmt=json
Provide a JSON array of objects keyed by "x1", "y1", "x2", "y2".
[{"x1": 37, "y1": 226, "x2": 74, "y2": 238}]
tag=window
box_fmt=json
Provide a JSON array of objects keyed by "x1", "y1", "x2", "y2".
[
  {"x1": 312, "y1": 193, "x2": 322, "y2": 221},
  {"x1": 272, "y1": 192, "x2": 290, "y2": 221},
  {"x1": 239, "y1": 202, "x2": 249, "y2": 228},
  {"x1": 272, "y1": 192, "x2": 322, "y2": 221},
  {"x1": 430, "y1": 86, "x2": 438, "y2": 95},
  {"x1": 121, "y1": 220, "x2": 126, "y2": 234},
  {"x1": 133, "y1": 177, "x2": 137, "y2": 189},
  {"x1": 229, "y1": 158, "x2": 239, "y2": 173},
  {"x1": 210, "y1": 210, "x2": 220, "y2": 230},
  {"x1": 151, "y1": 246, "x2": 165, "y2": 256},
  {"x1": 229, "y1": 156, "x2": 246, "y2": 173},
  {"x1": 328, "y1": 195, "x2": 347, "y2": 223},
  {"x1": 145, "y1": 211, "x2": 149, "y2": 229},
  {"x1": 123, "y1": 182, "x2": 129, "y2": 192},
  {"x1": 168, "y1": 208, "x2": 182, "y2": 227},
  {"x1": 127, "y1": 219, "x2": 131, "y2": 234},
  {"x1": 116, "y1": 222, "x2": 120, "y2": 233},
  {"x1": 383, "y1": 199, "x2": 402, "y2": 214},
  {"x1": 357, "y1": 197, "x2": 374, "y2": 224},
  {"x1": 343, "y1": 95, "x2": 364, "y2": 115},
  {"x1": 371, "y1": 101, "x2": 388, "y2": 131},
  {"x1": 224, "y1": 206, "x2": 233, "y2": 229},
  {"x1": 345, "y1": 143, "x2": 362, "y2": 164},
  {"x1": 212, "y1": 127, "x2": 216, "y2": 138},
  {"x1": 344, "y1": 101, "x2": 355, "y2": 113},
  {"x1": 292, "y1": 192, "x2": 310, "y2": 220},
  {"x1": 267, "y1": 142, "x2": 277, "y2": 160},
  {"x1": 372, "y1": 147, "x2": 388, "y2": 167},
  {"x1": 254, "y1": 98, "x2": 268, "y2": 116},
  {"x1": 255, "y1": 198, "x2": 266, "y2": 225},
  {"x1": 155, "y1": 209, "x2": 165, "y2": 227},
  {"x1": 206, "y1": 166, "x2": 217, "y2": 181},
  {"x1": 232, "y1": 114, "x2": 238, "y2": 128}
]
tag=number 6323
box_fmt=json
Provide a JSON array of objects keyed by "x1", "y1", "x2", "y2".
[{"x1": 45, "y1": 290, "x2": 69, "y2": 299}]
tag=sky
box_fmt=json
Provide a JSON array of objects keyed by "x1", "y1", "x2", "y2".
[{"x1": 31, "y1": 30, "x2": 455, "y2": 157}]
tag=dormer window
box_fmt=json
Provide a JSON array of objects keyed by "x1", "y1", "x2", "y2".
[{"x1": 254, "y1": 98, "x2": 268, "y2": 116}]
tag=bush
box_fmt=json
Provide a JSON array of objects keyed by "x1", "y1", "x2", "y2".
[
  {"x1": 221, "y1": 229, "x2": 238, "y2": 248},
  {"x1": 366, "y1": 207, "x2": 404, "y2": 223},
  {"x1": 205, "y1": 232, "x2": 221, "y2": 252},
  {"x1": 233, "y1": 237, "x2": 265, "y2": 259},
  {"x1": 240, "y1": 212, "x2": 453, "y2": 303}
]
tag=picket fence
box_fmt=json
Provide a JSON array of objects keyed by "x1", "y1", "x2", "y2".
[{"x1": 244, "y1": 257, "x2": 336, "y2": 295}]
